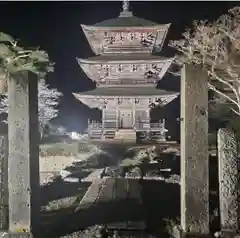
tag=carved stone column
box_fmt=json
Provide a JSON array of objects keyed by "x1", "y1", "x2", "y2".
[
  {"x1": 8, "y1": 71, "x2": 40, "y2": 236},
  {"x1": 180, "y1": 64, "x2": 209, "y2": 237},
  {"x1": 217, "y1": 128, "x2": 239, "y2": 237}
]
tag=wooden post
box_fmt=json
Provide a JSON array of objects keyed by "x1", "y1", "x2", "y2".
[
  {"x1": 102, "y1": 109, "x2": 105, "y2": 140},
  {"x1": 0, "y1": 135, "x2": 8, "y2": 230},
  {"x1": 217, "y1": 128, "x2": 239, "y2": 236},
  {"x1": 8, "y1": 71, "x2": 40, "y2": 236},
  {"x1": 180, "y1": 64, "x2": 209, "y2": 236},
  {"x1": 113, "y1": 230, "x2": 119, "y2": 238}
]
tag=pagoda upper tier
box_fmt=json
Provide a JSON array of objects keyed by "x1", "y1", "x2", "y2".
[
  {"x1": 81, "y1": 7, "x2": 170, "y2": 55},
  {"x1": 77, "y1": 54, "x2": 174, "y2": 87}
]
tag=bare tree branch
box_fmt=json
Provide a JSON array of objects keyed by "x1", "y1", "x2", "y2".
[
  {"x1": 169, "y1": 6, "x2": 240, "y2": 116},
  {"x1": 0, "y1": 80, "x2": 62, "y2": 136}
]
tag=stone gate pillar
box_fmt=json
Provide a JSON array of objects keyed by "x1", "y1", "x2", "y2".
[
  {"x1": 8, "y1": 71, "x2": 40, "y2": 236},
  {"x1": 0, "y1": 135, "x2": 8, "y2": 230},
  {"x1": 180, "y1": 64, "x2": 209, "y2": 237},
  {"x1": 217, "y1": 128, "x2": 239, "y2": 237}
]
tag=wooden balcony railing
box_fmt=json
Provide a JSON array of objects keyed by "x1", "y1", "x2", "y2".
[
  {"x1": 88, "y1": 122, "x2": 102, "y2": 129},
  {"x1": 88, "y1": 121, "x2": 117, "y2": 130},
  {"x1": 135, "y1": 122, "x2": 165, "y2": 130},
  {"x1": 88, "y1": 120, "x2": 166, "y2": 132}
]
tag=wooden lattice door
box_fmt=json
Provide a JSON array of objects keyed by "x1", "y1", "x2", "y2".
[{"x1": 119, "y1": 110, "x2": 133, "y2": 129}]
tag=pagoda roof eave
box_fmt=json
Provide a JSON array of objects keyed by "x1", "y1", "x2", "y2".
[
  {"x1": 81, "y1": 22, "x2": 171, "y2": 55},
  {"x1": 76, "y1": 55, "x2": 175, "y2": 64},
  {"x1": 81, "y1": 23, "x2": 171, "y2": 30},
  {"x1": 73, "y1": 87, "x2": 179, "y2": 98},
  {"x1": 74, "y1": 92, "x2": 179, "y2": 99},
  {"x1": 73, "y1": 88, "x2": 179, "y2": 109}
]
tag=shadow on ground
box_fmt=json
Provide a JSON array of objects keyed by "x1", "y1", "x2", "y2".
[
  {"x1": 40, "y1": 143, "x2": 141, "y2": 205},
  {"x1": 39, "y1": 145, "x2": 220, "y2": 238},
  {"x1": 40, "y1": 178, "x2": 91, "y2": 206},
  {"x1": 40, "y1": 180, "x2": 180, "y2": 238}
]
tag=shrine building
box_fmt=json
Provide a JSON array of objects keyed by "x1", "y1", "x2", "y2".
[{"x1": 73, "y1": 1, "x2": 179, "y2": 142}]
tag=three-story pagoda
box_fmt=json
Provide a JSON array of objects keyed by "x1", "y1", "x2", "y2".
[{"x1": 73, "y1": 1, "x2": 179, "y2": 142}]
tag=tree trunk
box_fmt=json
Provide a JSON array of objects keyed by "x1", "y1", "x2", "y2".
[
  {"x1": 8, "y1": 71, "x2": 40, "y2": 235},
  {"x1": 0, "y1": 134, "x2": 8, "y2": 230},
  {"x1": 217, "y1": 127, "x2": 239, "y2": 236}
]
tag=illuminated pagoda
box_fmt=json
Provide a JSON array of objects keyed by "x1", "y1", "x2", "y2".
[{"x1": 73, "y1": 0, "x2": 179, "y2": 142}]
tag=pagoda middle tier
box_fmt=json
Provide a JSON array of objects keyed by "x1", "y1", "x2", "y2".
[
  {"x1": 73, "y1": 87, "x2": 178, "y2": 110},
  {"x1": 77, "y1": 54, "x2": 174, "y2": 87}
]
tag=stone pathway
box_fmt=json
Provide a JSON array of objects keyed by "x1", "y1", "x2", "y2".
[{"x1": 81, "y1": 169, "x2": 105, "y2": 182}]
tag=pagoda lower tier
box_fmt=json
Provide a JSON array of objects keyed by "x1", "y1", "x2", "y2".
[{"x1": 73, "y1": 86, "x2": 179, "y2": 142}]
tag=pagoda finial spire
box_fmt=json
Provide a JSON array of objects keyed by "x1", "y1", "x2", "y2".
[
  {"x1": 119, "y1": 0, "x2": 132, "y2": 17},
  {"x1": 122, "y1": 0, "x2": 130, "y2": 12}
]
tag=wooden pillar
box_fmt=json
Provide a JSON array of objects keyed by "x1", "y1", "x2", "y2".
[
  {"x1": 113, "y1": 230, "x2": 119, "y2": 238},
  {"x1": 0, "y1": 135, "x2": 8, "y2": 230},
  {"x1": 102, "y1": 108, "x2": 105, "y2": 127},
  {"x1": 217, "y1": 128, "x2": 239, "y2": 236},
  {"x1": 180, "y1": 64, "x2": 209, "y2": 236},
  {"x1": 102, "y1": 108, "x2": 105, "y2": 139},
  {"x1": 132, "y1": 98, "x2": 135, "y2": 129},
  {"x1": 161, "y1": 119, "x2": 166, "y2": 141},
  {"x1": 116, "y1": 108, "x2": 119, "y2": 131},
  {"x1": 146, "y1": 109, "x2": 150, "y2": 123},
  {"x1": 8, "y1": 71, "x2": 40, "y2": 236}
]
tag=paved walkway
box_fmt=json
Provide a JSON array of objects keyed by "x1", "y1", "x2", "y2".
[{"x1": 81, "y1": 168, "x2": 105, "y2": 182}]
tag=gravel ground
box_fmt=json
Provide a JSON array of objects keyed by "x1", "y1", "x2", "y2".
[
  {"x1": 59, "y1": 225, "x2": 104, "y2": 238},
  {"x1": 41, "y1": 196, "x2": 79, "y2": 212},
  {"x1": 40, "y1": 172, "x2": 60, "y2": 186}
]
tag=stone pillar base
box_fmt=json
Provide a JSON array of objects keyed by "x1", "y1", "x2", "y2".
[
  {"x1": 214, "y1": 230, "x2": 240, "y2": 238},
  {"x1": 170, "y1": 227, "x2": 211, "y2": 238},
  {"x1": 183, "y1": 233, "x2": 210, "y2": 238},
  {"x1": 0, "y1": 232, "x2": 32, "y2": 238}
]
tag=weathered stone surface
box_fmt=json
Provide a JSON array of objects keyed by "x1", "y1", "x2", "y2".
[
  {"x1": 0, "y1": 135, "x2": 8, "y2": 230},
  {"x1": 217, "y1": 128, "x2": 239, "y2": 232},
  {"x1": 8, "y1": 72, "x2": 39, "y2": 234},
  {"x1": 1, "y1": 232, "x2": 32, "y2": 238},
  {"x1": 180, "y1": 64, "x2": 209, "y2": 235}
]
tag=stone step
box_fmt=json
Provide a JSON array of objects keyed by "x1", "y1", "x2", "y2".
[
  {"x1": 115, "y1": 130, "x2": 136, "y2": 135},
  {"x1": 116, "y1": 129, "x2": 135, "y2": 133},
  {"x1": 81, "y1": 168, "x2": 105, "y2": 182},
  {"x1": 114, "y1": 129, "x2": 136, "y2": 142}
]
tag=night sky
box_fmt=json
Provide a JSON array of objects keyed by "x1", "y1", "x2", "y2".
[{"x1": 0, "y1": 1, "x2": 238, "y2": 137}]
